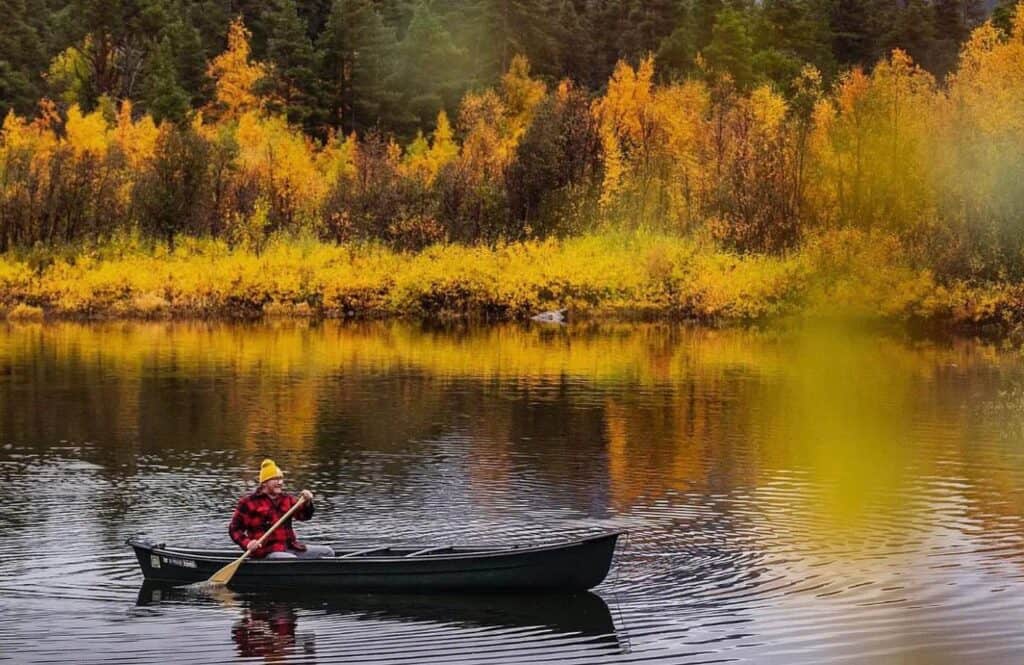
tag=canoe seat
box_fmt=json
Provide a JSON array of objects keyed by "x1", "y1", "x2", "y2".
[{"x1": 339, "y1": 546, "x2": 393, "y2": 558}]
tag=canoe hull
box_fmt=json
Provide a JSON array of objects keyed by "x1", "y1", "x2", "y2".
[{"x1": 128, "y1": 531, "x2": 621, "y2": 592}]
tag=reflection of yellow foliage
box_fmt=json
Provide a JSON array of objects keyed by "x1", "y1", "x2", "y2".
[{"x1": 5, "y1": 320, "x2": 1015, "y2": 543}]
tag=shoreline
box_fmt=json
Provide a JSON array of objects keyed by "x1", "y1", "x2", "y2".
[
  {"x1": 3, "y1": 232, "x2": 1023, "y2": 338},
  {"x1": 4, "y1": 296, "x2": 1020, "y2": 342}
]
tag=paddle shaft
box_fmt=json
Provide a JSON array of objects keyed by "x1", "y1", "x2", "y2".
[{"x1": 209, "y1": 494, "x2": 308, "y2": 585}]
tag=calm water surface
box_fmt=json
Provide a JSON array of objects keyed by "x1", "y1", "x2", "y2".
[{"x1": 1, "y1": 321, "x2": 1023, "y2": 664}]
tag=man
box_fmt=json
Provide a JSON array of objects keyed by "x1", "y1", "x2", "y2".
[{"x1": 229, "y1": 459, "x2": 335, "y2": 559}]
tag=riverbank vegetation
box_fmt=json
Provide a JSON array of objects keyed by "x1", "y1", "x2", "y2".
[
  {"x1": 0, "y1": 230, "x2": 1020, "y2": 329},
  {"x1": 2, "y1": 3, "x2": 1024, "y2": 328}
]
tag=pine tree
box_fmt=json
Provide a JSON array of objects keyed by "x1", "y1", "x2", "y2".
[
  {"x1": 887, "y1": 0, "x2": 938, "y2": 72},
  {"x1": 656, "y1": 6, "x2": 699, "y2": 82},
  {"x1": 64, "y1": 0, "x2": 173, "y2": 105},
  {"x1": 164, "y1": 4, "x2": 209, "y2": 108},
  {"x1": 993, "y1": 0, "x2": 1021, "y2": 33},
  {"x1": 297, "y1": 0, "x2": 333, "y2": 37},
  {"x1": 691, "y1": 0, "x2": 727, "y2": 49},
  {"x1": 377, "y1": 0, "x2": 417, "y2": 39},
  {"x1": 553, "y1": 0, "x2": 598, "y2": 86},
  {"x1": 931, "y1": 0, "x2": 986, "y2": 75},
  {"x1": 318, "y1": 0, "x2": 399, "y2": 135},
  {"x1": 141, "y1": 37, "x2": 191, "y2": 123},
  {"x1": 391, "y1": 2, "x2": 463, "y2": 137},
  {"x1": 617, "y1": 0, "x2": 680, "y2": 60},
  {"x1": 758, "y1": 0, "x2": 835, "y2": 80},
  {"x1": 189, "y1": 1, "x2": 232, "y2": 61},
  {"x1": 491, "y1": 0, "x2": 563, "y2": 79},
  {"x1": 831, "y1": 0, "x2": 893, "y2": 68},
  {"x1": 0, "y1": 0, "x2": 46, "y2": 117},
  {"x1": 265, "y1": 0, "x2": 320, "y2": 130},
  {"x1": 704, "y1": 8, "x2": 756, "y2": 89}
]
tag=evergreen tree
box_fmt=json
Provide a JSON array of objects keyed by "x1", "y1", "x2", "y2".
[
  {"x1": 265, "y1": 0, "x2": 320, "y2": 130},
  {"x1": 656, "y1": 6, "x2": 698, "y2": 82},
  {"x1": 931, "y1": 0, "x2": 986, "y2": 75},
  {"x1": 163, "y1": 3, "x2": 209, "y2": 108},
  {"x1": 189, "y1": 1, "x2": 231, "y2": 62},
  {"x1": 691, "y1": 0, "x2": 727, "y2": 49},
  {"x1": 555, "y1": 0, "x2": 599, "y2": 87},
  {"x1": 318, "y1": 0, "x2": 399, "y2": 134},
  {"x1": 443, "y1": 0, "x2": 563, "y2": 84},
  {"x1": 141, "y1": 37, "x2": 191, "y2": 123},
  {"x1": 831, "y1": 0, "x2": 892, "y2": 67},
  {"x1": 705, "y1": 8, "x2": 756, "y2": 89},
  {"x1": 391, "y1": 2, "x2": 463, "y2": 137},
  {"x1": 297, "y1": 0, "x2": 333, "y2": 37},
  {"x1": 887, "y1": 0, "x2": 938, "y2": 72},
  {"x1": 0, "y1": 0, "x2": 46, "y2": 117},
  {"x1": 617, "y1": 0, "x2": 680, "y2": 60},
  {"x1": 377, "y1": 0, "x2": 417, "y2": 39},
  {"x1": 62, "y1": 0, "x2": 175, "y2": 107},
  {"x1": 993, "y1": 0, "x2": 1021, "y2": 34},
  {"x1": 757, "y1": 0, "x2": 835, "y2": 82}
]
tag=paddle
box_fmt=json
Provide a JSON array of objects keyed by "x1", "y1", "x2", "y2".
[{"x1": 209, "y1": 495, "x2": 308, "y2": 586}]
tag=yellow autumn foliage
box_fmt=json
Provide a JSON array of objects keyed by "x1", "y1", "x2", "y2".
[
  {"x1": 235, "y1": 110, "x2": 325, "y2": 223},
  {"x1": 400, "y1": 111, "x2": 459, "y2": 185},
  {"x1": 65, "y1": 105, "x2": 109, "y2": 157},
  {"x1": 2, "y1": 14, "x2": 1024, "y2": 324},
  {"x1": 206, "y1": 18, "x2": 268, "y2": 119}
]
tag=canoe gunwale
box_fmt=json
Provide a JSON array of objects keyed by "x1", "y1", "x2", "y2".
[{"x1": 128, "y1": 530, "x2": 625, "y2": 564}]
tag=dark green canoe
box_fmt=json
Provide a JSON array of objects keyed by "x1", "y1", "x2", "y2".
[{"x1": 127, "y1": 531, "x2": 623, "y2": 592}]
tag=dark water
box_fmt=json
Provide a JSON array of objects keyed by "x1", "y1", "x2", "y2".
[{"x1": 1, "y1": 320, "x2": 1023, "y2": 664}]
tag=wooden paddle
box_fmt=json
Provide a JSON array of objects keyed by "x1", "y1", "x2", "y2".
[{"x1": 209, "y1": 495, "x2": 308, "y2": 586}]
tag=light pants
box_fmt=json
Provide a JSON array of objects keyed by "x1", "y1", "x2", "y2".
[{"x1": 265, "y1": 544, "x2": 335, "y2": 559}]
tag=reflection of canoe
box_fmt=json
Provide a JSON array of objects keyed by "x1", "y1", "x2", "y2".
[
  {"x1": 137, "y1": 582, "x2": 619, "y2": 639},
  {"x1": 127, "y1": 531, "x2": 622, "y2": 592}
]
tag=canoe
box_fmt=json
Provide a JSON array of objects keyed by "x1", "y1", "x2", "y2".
[{"x1": 126, "y1": 531, "x2": 623, "y2": 592}]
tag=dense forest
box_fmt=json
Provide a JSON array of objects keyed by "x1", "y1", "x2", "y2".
[
  {"x1": 2, "y1": 0, "x2": 1024, "y2": 319},
  {"x1": 2, "y1": 0, "x2": 1017, "y2": 133}
]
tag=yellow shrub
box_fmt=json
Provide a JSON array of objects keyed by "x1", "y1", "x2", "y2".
[{"x1": 7, "y1": 303, "x2": 43, "y2": 321}]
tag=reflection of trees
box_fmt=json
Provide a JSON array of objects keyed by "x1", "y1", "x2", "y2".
[
  {"x1": 604, "y1": 372, "x2": 770, "y2": 510},
  {"x1": 3, "y1": 320, "x2": 1024, "y2": 557}
]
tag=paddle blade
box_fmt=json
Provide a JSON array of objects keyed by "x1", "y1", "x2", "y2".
[{"x1": 208, "y1": 557, "x2": 244, "y2": 586}]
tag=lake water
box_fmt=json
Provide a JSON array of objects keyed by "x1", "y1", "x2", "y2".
[{"x1": 1, "y1": 320, "x2": 1022, "y2": 664}]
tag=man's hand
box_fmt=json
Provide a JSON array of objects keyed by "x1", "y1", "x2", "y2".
[
  {"x1": 300, "y1": 489, "x2": 314, "y2": 502},
  {"x1": 246, "y1": 540, "x2": 261, "y2": 552}
]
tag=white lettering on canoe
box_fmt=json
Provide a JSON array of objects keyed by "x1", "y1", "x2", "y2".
[
  {"x1": 162, "y1": 556, "x2": 197, "y2": 569},
  {"x1": 151, "y1": 555, "x2": 161, "y2": 569}
]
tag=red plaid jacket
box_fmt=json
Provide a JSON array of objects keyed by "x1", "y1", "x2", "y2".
[{"x1": 228, "y1": 491, "x2": 315, "y2": 558}]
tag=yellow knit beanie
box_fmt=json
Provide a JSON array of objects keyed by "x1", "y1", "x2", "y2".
[{"x1": 259, "y1": 458, "x2": 284, "y2": 484}]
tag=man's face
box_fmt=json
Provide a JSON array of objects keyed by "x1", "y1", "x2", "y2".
[{"x1": 263, "y1": 477, "x2": 284, "y2": 496}]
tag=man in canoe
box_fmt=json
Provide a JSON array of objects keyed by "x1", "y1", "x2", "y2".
[{"x1": 229, "y1": 459, "x2": 335, "y2": 559}]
